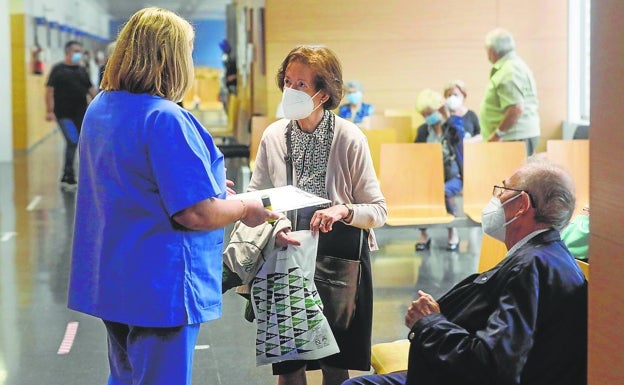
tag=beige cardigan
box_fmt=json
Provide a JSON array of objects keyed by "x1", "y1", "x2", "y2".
[{"x1": 248, "y1": 114, "x2": 387, "y2": 250}]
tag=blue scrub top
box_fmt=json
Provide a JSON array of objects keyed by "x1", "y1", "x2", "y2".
[{"x1": 69, "y1": 91, "x2": 226, "y2": 327}]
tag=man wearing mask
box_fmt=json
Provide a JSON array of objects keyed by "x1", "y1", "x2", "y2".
[
  {"x1": 45, "y1": 40, "x2": 98, "y2": 191},
  {"x1": 480, "y1": 28, "x2": 540, "y2": 156},
  {"x1": 344, "y1": 157, "x2": 587, "y2": 385}
]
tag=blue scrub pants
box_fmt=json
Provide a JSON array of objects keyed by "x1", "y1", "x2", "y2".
[
  {"x1": 342, "y1": 371, "x2": 407, "y2": 385},
  {"x1": 103, "y1": 320, "x2": 200, "y2": 385}
]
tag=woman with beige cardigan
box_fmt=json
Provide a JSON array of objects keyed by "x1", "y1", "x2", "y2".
[{"x1": 248, "y1": 45, "x2": 387, "y2": 385}]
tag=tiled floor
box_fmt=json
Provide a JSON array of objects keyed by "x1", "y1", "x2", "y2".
[{"x1": 0, "y1": 128, "x2": 482, "y2": 385}]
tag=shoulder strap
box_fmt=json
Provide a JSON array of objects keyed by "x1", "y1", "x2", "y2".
[
  {"x1": 285, "y1": 123, "x2": 293, "y2": 186},
  {"x1": 284, "y1": 124, "x2": 296, "y2": 224}
]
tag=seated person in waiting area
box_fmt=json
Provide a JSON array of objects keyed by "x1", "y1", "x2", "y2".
[
  {"x1": 342, "y1": 157, "x2": 588, "y2": 385},
  {"x1": 338, "y1": 80, "x2": 374, "y2": 125},
  {"x1": 414, "y1": 89, "x2": 464, "y2": 251},
  {"x1": 561, "y1": 205, "x2": 590, "y2": 261},
  {"x1": 443, "y1": 79, "x2": 482, "y2": 140}
]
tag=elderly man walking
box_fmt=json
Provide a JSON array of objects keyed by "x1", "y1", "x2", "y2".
[{"x1": 480, "y1": 28, "x2": 540, "y2": 156}]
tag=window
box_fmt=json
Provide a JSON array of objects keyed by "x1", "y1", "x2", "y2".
[{"x1": 568, "y1": 0, "x2": 591, "y2": 124}]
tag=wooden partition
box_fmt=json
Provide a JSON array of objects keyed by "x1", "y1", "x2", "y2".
[
  {"x1": 365, "y1": 115, "x2": 413, "y2": 142},
  {"x1": 546, "y1": 139, "x2": 589, "y2": 213},
  {"x1": 462, "y1": 142, "x2": 527, "y2": 223},
  {"x1": 379, "y1": 143, "x2": 454, "y2": 226},
  {"x1": 363, "y1": 128, "x2": 398, "y2": 178},
  {"x1": 478, "y1": 233, "x2": 508, "y2": 273},
  {"x1": 588, "y1": 2, "x2": 624, "y2": 383},
  {"x1": 384, "y1": 108, "x2": 424, "y2": 141}
]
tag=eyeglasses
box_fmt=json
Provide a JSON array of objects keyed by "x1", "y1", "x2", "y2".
[{"x1": 492, "y1": 185, "x2": 537, "y2": 208}]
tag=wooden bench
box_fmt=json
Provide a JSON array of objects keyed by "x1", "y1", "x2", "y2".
[
  {"x1": 576, "y1": 259, "x2": 589, "y2": 280},
  {"x1": 370, "y1": 339, "x2": 410, "y2": 374},
  {"x1": 462, "y1": 141, "x2": 527, "y2": 223},
  {"x1": 366, "y1": 115, "x2": 414, "y2": 143},
  {"x1": 478, "y1": 233, "x2": 508, "y2": 272},
  {"x1": 383, "y1": 108, "x2": 425, "y2": 141},
  {"x1": 363, "y1": 128, "x2": 398, "y2": 178},
  {"x1": 379, "y1": 143, "x2": 455, "y2": 226}
]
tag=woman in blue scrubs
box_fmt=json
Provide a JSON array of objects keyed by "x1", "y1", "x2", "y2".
[{"x1": 67, "y1": 7, "x2": 277, "y2": 385}]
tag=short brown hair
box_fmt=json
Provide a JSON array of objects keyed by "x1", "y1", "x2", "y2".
[
  {"x1": 100, "y1": 7, "x2": 194, "y2": 102},
  {"x1": 276, "y1": 45, "x2": 343, "y2": 110}
]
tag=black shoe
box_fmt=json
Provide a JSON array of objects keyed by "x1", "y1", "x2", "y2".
[
  {"x1": 60, "y1": 175, "x2": 77, "y2": 191},
  {"x1": 415, "y1": 238, "x2": 431, "y2": 252}
]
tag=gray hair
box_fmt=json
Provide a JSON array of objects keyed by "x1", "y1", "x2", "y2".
[
  {"x1": 345, "y1": 79, "x2": 363, "y2": 92},
  {"x1": 485, "y1": 28, "x2": 516, "y2": 57},
  {"x1": 516, "y1": 157, "x2": 576, "y2": 231}
]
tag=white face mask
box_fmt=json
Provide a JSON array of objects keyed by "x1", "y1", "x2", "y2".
[
  {"x1": 281, "y1": 87, "x2": 322, "y2": 120},
  {"x1": 445, "y1": 94, "x2": 463, "y2": 111},
  {"x1": 481, "y1": 194, "x2": 521, "y2": 242}
]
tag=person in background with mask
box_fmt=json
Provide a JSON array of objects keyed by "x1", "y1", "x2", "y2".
[
  {"x1": 443, "y1": 80, "x2": 482, "y2": 140},
  {"x1": 343, "y1": 157, "x2": 587, "y2": 385},
  {"x1": 249, "y1": 45, "x2": 387, "y2": 385},
  {"x1": 338, "y1": 79, "x2": 375, "y2": 126},
  {"x1": 45, "y1": 40, "x2": 98, "y2": 191},
  {"x1": 414, "y1": 89, "x2": 463, "y2": 251}
]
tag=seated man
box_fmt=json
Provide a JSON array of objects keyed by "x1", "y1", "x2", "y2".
[{"x1": 344, "y1": 157, "x2": 587, "y2": 385}]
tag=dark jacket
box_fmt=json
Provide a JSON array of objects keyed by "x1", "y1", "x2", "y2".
[{"x1": 406, "y1": 229, "x2": 587, "y2": 385}]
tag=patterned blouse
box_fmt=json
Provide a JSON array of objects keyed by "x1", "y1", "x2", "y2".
[{"x1": 290, "y1": 110, "x2": 334, "y2": 205}]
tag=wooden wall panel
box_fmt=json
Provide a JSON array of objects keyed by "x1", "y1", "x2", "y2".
[
  {"x1": 263, "y1": 0, "x2": 567, "y2": 150},
  {"x1": 589, "y1": 1, "x2": 624, "y2": 382},
  {"x1": 498, "y1": 0, "x2": 568, "y2": 39},
  {"x1": 587, "y1": 236, "x2": 624, "y2": 384}
]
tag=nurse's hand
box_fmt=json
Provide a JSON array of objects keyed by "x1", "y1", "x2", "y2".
[{"x1": 240, "y1": 200, "x2": 280, "y2": 227}]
